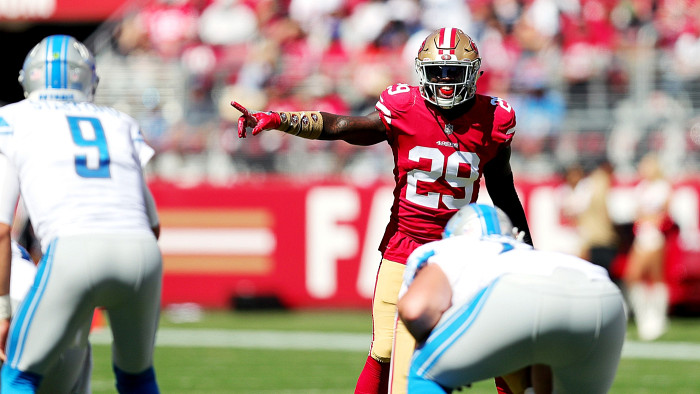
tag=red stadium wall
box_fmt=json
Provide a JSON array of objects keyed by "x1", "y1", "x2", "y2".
[
  {"x1": 150, "y1": 177, "x2": 700, "y2": 311},
  {"x1": 0, "y1": 0, "x2": 128, "y2": 21}
]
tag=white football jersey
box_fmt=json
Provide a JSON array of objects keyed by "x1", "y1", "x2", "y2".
[
  {"x1": 0, "y1": 99, "x2": 155, "y2": 252},
  {"x1": 402, "y1": 235, "x2": 611, "y2": 306}
]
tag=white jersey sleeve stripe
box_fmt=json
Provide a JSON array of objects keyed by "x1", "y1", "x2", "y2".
[{"x1": 375, "y1": 101, "x2": 392, "y2": 125}]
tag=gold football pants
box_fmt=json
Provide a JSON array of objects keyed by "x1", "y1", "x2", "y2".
[{"x1": 369, "y1": 259, "x2": 414, "y2": 393}]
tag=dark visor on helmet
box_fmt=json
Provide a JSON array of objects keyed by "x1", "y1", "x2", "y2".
[{"x1": 425, "y1": 65, "x2": 467, "y2": 82}]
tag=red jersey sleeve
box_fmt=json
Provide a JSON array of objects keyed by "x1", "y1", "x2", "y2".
[
  {"x1": 375, "y1": 83, "x2": 421, "y2": 143},
  {"x1": 488, "y1": 96, "x2": 517, "y2": 145}
]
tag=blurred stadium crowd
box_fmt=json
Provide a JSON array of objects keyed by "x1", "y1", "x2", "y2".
[{"x1": 87, "y1": 0, "x2": 700, "y2": 183}]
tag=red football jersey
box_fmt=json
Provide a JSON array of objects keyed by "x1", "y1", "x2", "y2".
[{"x1": 375, "y1": 83, "x2": 516, "y2": 263}]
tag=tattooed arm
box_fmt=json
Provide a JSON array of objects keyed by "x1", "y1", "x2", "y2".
[
  {"x1": 232, "y1": 101, "x2": 387, "y2": 145},
  {"x1": 317, "y1": 111, "x2": 387, "y2": 146}
]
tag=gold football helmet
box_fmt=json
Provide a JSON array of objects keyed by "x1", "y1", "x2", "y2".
[{"x1": 415, "y1": 28, "x2": 481, "y2": 109}]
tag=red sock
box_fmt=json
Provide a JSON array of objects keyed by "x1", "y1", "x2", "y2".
[
  {"x1": 355, "y1": 356, "x2": 390, "y2": 394},
  {"x1": 495, "y1": 377, "x2": 514, "y2": 394}
]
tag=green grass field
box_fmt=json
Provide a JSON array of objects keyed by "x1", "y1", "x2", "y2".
[{"x1": 88, "y1": 310, "x2": 700, "y2": 393}]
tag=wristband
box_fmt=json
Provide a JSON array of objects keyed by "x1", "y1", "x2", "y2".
[
  {"x1": 0, "y1": 294, "x2": 11, "y2": 320},
  {"x1": 277, "y1": 111, "x2": 323, "y2": 139}
]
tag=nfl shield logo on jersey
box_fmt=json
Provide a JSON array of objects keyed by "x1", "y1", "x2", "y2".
[{"x1": 445, "y1": 124, "x2": 454, "y2": 135}]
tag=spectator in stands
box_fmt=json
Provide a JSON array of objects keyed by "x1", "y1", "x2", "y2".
[
  {"x1": 509, "y1": 57, "x2": 566, "y2": 168},
  {"x1": 197, "y1": 0, "x2": 258, "y2": 47},
  {"x1": 568, "y1": 160, "x2": 620, "y2": 282},
  {"x1": 557, "y1": 162, "x2": 586, "y2": 254},
  {"x1": 624, "y1": 153, "x2": 675, "y2": 341},
  {"x1": 97, "y1": 0, "x2": 700, "y2": 181},
  {"x1": 139, "y1": 0, "x2": 202, "y2": 59}
]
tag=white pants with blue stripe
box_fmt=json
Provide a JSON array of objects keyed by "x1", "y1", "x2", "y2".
[
  {"x1": 408, "y1": 268, "x2": 627, "y2": 393},
  {"x1": 2, "y1": 232, "x2": 162, "y2": 391}
]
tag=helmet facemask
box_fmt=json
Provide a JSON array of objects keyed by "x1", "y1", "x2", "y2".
[
  {"x1": 416, "y1": 58, "x2": 481, "y2": 109},
  {"x1": 415, "y1": 28, "x2": 481, "y2": 109}
]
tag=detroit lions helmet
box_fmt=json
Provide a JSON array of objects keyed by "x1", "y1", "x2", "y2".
[
  {"x1": 443, "y1": 203, "x2": 514, "y2": 239},
  {"x1": 415, "y1": 27, "x2": 481, "y2": 109},
  {"x1": 18, "y1": 35, "x2": 99, "y2": 102}
]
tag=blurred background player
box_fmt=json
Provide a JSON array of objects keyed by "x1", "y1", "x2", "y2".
[
  {"x1": 233, "y1": 27, "x2": 532, "y2": 394},
  {"x1": 624, "y1": 152, "x2": 675, "y2": 341},
  {"x1": 0, "y1": 35, "x2": 162, "y2": 393},
  {"x1": 398, "y1": 203, "x2": 627, "y2": 394},
  {"x1": 0, "y1": 240, "x2": 92, "y2": 393}
]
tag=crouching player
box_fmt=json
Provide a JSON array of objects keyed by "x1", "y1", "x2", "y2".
[
  {"x1": 0, "y1": 34, "x2": 162, "y2": 393},
  {"x1": 0, "y1": 240, "x2": 92, "y2": 393},
  {"x1": 398, "y1": 204, "x2": 627, "y2": 393}
]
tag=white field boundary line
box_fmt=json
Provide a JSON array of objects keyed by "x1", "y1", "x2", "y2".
[
  {"x1": 90, "y1": 328, "x2": 369, "y2": 352},
  {"x1": 89, "y1": 328, "x2": 700, "y2": 361}
]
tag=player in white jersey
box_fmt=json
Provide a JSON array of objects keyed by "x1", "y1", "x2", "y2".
[
  {"x1": 0, "y1": 35, "x2": 162, "y2": 393},
  {"x1": 397, "y1": 204, "x2": 627, "y2": 393},
  {"x1": 8, "y1": 242, "x2": 36, "y2": 314},
  {"x1": 0, "y1": 241, "x2": 92, "y2": 393}
]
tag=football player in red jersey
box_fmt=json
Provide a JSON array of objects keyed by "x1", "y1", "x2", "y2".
[{"x1": 232, "y1": 27, "x2": 533, "y2": 394}]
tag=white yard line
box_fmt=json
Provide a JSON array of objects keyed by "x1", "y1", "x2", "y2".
[
  {"x1": 90, "y1": 328, "x2": 369, "y2": 352},
  {"x1": 621, "y1": 340, "x2": 700, "y2": 361},
  {"x1": 89, "y1": 328, "x2": 700, "y2": 360}
]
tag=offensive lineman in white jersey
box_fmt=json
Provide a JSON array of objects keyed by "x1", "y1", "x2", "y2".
[
  {"x1": 398, "y1": 204, "x2": 627, "y2": 393},
  {"x1": 7, "y1": 242, "x2": 36, "y2": 320},
  {"x1": 0, "y1": 35, "x2": 162, "y2": 393},
  {"x1": 0, "y1": 241, "x2": 92, "y2": 393}
]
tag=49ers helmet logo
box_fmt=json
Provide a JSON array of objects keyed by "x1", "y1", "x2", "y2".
[
  {"x1": 468, "y1": 39, "x2": 479, "y2": 56},
  {"x1": 417, "y1": 38, "x2": 428, "y2": 56}
]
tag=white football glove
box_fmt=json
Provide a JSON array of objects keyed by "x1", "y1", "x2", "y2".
[{"x1": 512, "y1": 227, "x2": 526, "y2": 242}]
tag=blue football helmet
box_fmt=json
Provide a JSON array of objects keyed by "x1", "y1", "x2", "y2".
[
  {"x1": 442, "y1": 203, "x2": 514, "y2": 239},
  {"x1": 18, "y1": 35, "x2": 99, "y2": 102}
]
